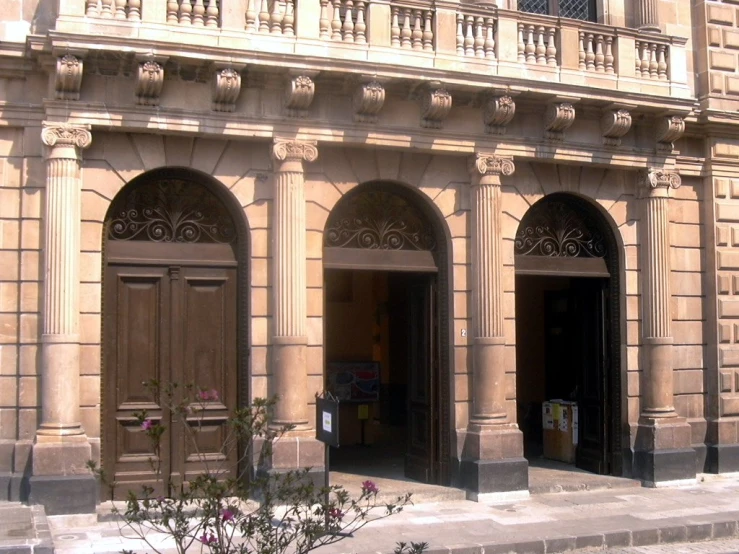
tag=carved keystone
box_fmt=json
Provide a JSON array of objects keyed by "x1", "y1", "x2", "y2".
[
  {"x1": 212, "y1": 67, "x2": 242, "y2": 112},
  {"x1": 135, "y1": 60, "x2": 165, "y2": 106},
  {"x1": 544, "y1": 102, "x2": 575, "y2": 141},
  {"x1": 420, "y1": 86, "x2": 452, "y2": 129},
  {"x1": 483, "y1": 95, "x2": 516, "y2": 135},
  {"x1": 655, "y1": 115, "x2": 685, "y2": 153},
  {"x1": 601, "y1": 109, "x2": 632, "y2": 146},
  {"x1": 353, "y1": 81, "x2": 385, "y2": 123},
  {"x1": 54, "y1": 55, "x2": 84, "y2": 101},
  {"x1": 285, "y1": 74, "x2": 315, "y2": 118}
]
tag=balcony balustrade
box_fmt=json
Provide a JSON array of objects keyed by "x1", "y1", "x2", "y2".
[{"x1": 56, "y1": 0, "x2": 688, "y2": 98}]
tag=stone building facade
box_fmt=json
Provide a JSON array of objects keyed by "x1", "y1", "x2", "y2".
[{"x1": 0, "y1": 0, "x2": 733, "y2": 516}]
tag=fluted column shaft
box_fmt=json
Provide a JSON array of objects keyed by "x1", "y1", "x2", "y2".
[
  {"x1": 38, "y1": 124, "x2": 91, "y2": 437},
  {"x1": 635, "y1": 0, "x2": 660, "y2": 32},
  {"x1": 468, "y1": 154, "x2": 515, "y2": 424},
  {"x1": 641, "y1": 169, "x2": 680, "y2": 419},
  {"x1": 271, "y1": 139, "x2": 318, "y2": 427}
]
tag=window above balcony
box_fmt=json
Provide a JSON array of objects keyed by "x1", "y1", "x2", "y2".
[{"x1": 518, "y1": 0, "x2": 597, "y2": 22}]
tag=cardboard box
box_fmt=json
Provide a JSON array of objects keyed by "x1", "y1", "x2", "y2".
[{"x1": 542, "y1": 400, "x2": 578, "y2": 463}]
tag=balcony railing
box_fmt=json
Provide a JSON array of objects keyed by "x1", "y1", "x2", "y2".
[{"x1": 59, "y1": 0, "x2": 688, "y2": 97}]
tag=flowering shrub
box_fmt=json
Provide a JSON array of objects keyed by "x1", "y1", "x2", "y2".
[{"x1": 89, "y1": 380, "x2": 417, "y2": 554}]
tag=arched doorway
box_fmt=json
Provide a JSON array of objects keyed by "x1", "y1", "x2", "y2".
[
  {"x1": 322, "y1": 182, "x2": 451, "y2": 486},
  {"x1": 514, "y1": 193, "x2": 622, "y2": 476},
  {"x1": 101, "y1": 168, "x2": 249, "y2": 499}
]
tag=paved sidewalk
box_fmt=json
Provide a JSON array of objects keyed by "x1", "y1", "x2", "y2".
[
  {"x1": 0, "y1": 503, "x2": 53, "y2": 554},
  {"x1": 41, "y1": 476, "x2": 739, "y2": 554}
]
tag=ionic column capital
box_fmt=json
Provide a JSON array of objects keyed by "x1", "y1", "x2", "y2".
[
  {"x1": 41, "y1": 123, "x2": 92, "y2": 160},
  {"x1": 468, "y1": 154, "x2": 515, "y2": 186},
  {"x1": 272, "y1": 139, "x2": 318, "y2": 168},
  {"x1": 639, "y1": 168, "x2": 681, "y2": 198}
]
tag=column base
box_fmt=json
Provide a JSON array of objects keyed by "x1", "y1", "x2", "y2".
[
  {"x1": 29, "y1": 474, "x2": 97, "y2": 515},
  {"x1": 0, "y1": 472, "x2": 26, "y2": 501},
  {"x1": 633, "y1": 418, "x2": 696, "y2": 485},
  {"x1": 461, "y1": 458, "x2": 529, "y2": 498},
  {"x1": 460, "y1": 424, "x2": 528, "y2": 498},
  {"x1": 633, "y1": 448, "x2": 697, "y2": 486},
  {"x1": 29, "y1": 434, "x2": 96, "y2": 514},
  {"x1": 255, "y1": 432, "x2": 324, "y2": 473}
]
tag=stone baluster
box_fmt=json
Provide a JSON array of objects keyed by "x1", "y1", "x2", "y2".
[
  {"x1": 640, "y1": 169, "x2": 680, "y2": 419},
  {"x1": 270, "y1": 139, "x2": 318, "y2": 428},
  {"x1": 29, "y1": 123, "x2": 95, "y2": 514},
  {"x1": 468, "y1": 153, "x2": 515, "y2": 424}
]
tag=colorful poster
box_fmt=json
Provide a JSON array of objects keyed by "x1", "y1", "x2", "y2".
[{"x1": 326, "y1": 361, "x2": 380, "y2": 402}]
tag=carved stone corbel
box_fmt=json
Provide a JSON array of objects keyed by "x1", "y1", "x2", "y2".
[
  {"x1": 285, "y1": 74, "x2": 315, "y2": 118},
  {"x1": 212, "y1": 67, "x2": 242, "y2": 112},
  {"x1": 353, "y1": 81, "x2": 385, "y2": 123},
  {"x1": 483, "y1": 95, "x2": 516, "y2": 135},
  {"x1": 420, "y1": 86, "x2": 452, "y2": 129},
  {"x1": 601, "y1": 109, "x2": 632, "y2": 146},
  {"x1": 544, "y1": 102, "x2": 575, "y2": 140},
  {"x1": 54, "y1": 54, "x2": 84, "y2": 101},
  {"x1": 655, "y1": 115, "x2": 685, "y2": 153},
  {"x1": 135, "y1": 60, "x2": 165, "y2": 106}
]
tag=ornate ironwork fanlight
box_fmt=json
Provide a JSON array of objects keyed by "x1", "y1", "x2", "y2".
[
  {"x1": 514, "y1": 198, "x2": 606, "y2": 258},
  {"x1": 324, "y1": 189, "x2": 436, "y2": 251},
  {"x1": 107, "y1": 179, "x2": 236, "y2": 244}
]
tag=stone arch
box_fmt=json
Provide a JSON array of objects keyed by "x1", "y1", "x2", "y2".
[
  {"x1": 99, "y1": 167, "x2": 251, "y2": 496},
  {"x1": 321, "y1": 180, "x2": 454, "y2": 485},
  {"x1": 514, "y1": 191, "x2": 625, "y2": 475}
]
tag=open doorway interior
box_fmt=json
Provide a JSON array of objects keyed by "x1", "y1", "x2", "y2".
[
  {"x1": 515, "y1": 274, "x2": 612, "y2": 476},
  {"x1": 324, "y1": 269, "x2": 437, "y2": 483}
]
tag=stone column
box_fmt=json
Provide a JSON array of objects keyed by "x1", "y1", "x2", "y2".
[
  {"x1": 635, "y1": 168, "x2": 695, "y2": 484},
  {"x1": 461, "y1": 153, "x2": 527, "y2": 501},
  {"x1": 469, "y1": 153, "x2": 513, "y2": 424},
  {"x1": 641, "y1": 169, "x2": 680, "y2": 419},
  {"x1": 634, "y1": 0, "x2": 660, "y2": 32},
  {"x1": 29, "y1": 122, "x2": 96, "y2": 515},
  {"x1": 270, "y1": 139, "x2": 317, "y2": 428}
]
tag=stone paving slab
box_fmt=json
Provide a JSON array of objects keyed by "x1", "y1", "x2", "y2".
[
  {"x1": 0, "y1": 504, "x2": 53, "y2": 554},
  {"x1": 31, "y1": 477, "x2": 739, "y2": 554}
]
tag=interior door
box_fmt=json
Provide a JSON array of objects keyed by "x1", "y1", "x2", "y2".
[
  {"x1": 104, "y1": 253, "x2": 238, "y2": 499},
  {"x1": 404, "y1": 277, "x2": 438, "y2": 483},
  {"x1": 574, "y1": 278, "x2": 610, "y2": 474}
]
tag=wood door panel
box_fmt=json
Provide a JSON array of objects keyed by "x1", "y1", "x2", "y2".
[
  {"x1": 176, "y1": 267, "x2": 238, "y2": 481},
  {"x1": 405, "y1": 278, "x2": 437, "y2": 484},
  {"x1": 104, "y1": 265, "x2": 171, "y2": 498}
]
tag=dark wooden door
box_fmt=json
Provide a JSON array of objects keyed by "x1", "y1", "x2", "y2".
[
  {"x1": 103, "y1": 246, "x2": 238, "y2": 499},
  {"x1": 404, "y1": 277, "x2": 439, "y2": 483},
  {"x1": 573, "y1": 278, "x2": 610, "y2": 474}
]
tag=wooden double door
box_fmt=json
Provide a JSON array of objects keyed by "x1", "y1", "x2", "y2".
[
  {"x1": 103, "y1": 242, "x2": 239, "y2": 499},
  {"x1": 544, "y1": 278, "x2": 611, "y2": 474}
]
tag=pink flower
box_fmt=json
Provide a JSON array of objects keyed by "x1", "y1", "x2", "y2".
[
  {"x1": 361, "y1": 480, "x2": 379, "y2": 494},
  {"x1": 221, "y1": 508, "x2": 235, "y2": 522},
  {"x1": 328, "y1": 508, "x2": 344, "y2": 521},
  {"x1": 199, "y1": 532, "x2": 218, "y2": 545},
  {"x1": 197, "y1": 389, "x2": 220, "y2": 402},
  {"x1": 141, "y1": 419, "x2": 154, "y2": 431}
]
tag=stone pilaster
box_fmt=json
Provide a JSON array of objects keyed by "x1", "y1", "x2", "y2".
[
  {"x1": 634, "y1": 0, "x2": 660, "y2": 32},
  {"x1": 469, "y1": 153, "x2": 511, "y2": 424},
  {"x1": 634, "y1": 168, "x2": 695, "y2": 485},
  {"x1": 29, "y1": 123, "x2": 96, "y2": 515},
  {"x1": 267, "y1": 139, "x2": 323, "y2": 481},
  {"x1": 460, "y1": 153, "x2": 527, "y2": 501}
]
